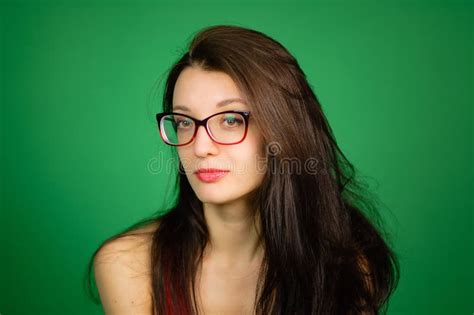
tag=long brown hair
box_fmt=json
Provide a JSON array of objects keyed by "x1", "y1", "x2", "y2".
[{"x1": 86, "y1": 24, "x2": 400, "y2": 314}]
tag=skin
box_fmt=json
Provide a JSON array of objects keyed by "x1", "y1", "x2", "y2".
[{"x1": 172, "y1": 66, "x2": 267, "y2": 314}]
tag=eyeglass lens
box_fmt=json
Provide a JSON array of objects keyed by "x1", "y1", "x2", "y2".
[{"x1": 160, "y1": 112, "x2": 246, "y2": 145}]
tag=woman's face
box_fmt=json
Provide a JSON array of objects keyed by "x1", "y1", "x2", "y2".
[{"x1": 172, "y1": 66, "x2": 266, "y2": 205}]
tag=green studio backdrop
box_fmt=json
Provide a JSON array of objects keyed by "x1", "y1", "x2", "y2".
[{"x1": 0, "y1": 1, "x2": 472, "y2": 314}]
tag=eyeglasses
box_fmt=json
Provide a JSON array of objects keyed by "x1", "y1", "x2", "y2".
[{"x1": 155, "y1": 110, "x2": 251, "y2": 146}]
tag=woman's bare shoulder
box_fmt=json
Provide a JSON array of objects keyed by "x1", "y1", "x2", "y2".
[
  {"x1": 93, "y1": 220, "x2": 160, "y2": 314},
  {"x1": 95, "y1": 220, "x2": 161, "y2": 271},
  {"x1": 122, "y1": 220, "x2": 161, "y2": 239}
]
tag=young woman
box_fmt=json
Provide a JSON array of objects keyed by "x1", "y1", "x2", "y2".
[{"x1": 86, "y1": 24, "x2": 400, "y2": 315}]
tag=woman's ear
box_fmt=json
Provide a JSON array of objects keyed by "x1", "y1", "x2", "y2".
[{"x1": 178, "y1": 160, "x2": 185, "y2": 175}]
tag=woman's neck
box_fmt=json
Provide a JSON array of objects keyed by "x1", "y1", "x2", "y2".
[{"x1": 202, "y1": 199, "x2": 264, "y2": 269}]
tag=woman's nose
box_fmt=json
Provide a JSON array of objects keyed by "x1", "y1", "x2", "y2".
[{"x1": 193, "y1": 125, "x2": 219, "y2": 156}]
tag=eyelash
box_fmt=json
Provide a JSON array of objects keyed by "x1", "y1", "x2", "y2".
[{"x1": 222, "y1": 116, "x2": 243, "y2": 126}]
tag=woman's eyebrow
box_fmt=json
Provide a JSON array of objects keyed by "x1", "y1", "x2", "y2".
[{"x1": 173, "y1": 97, "x2": 247, "y2": 112}]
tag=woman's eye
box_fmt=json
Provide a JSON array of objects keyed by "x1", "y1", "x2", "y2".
[
  {"x1": 176, "y1": 119, "x2": 193, "y2": 128},
  {"x1": 223, "y1": 115, "x2": 243, "y2": 127}
]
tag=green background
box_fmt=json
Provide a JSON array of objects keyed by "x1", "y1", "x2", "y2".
[{"x1": 1, "y1": 1, "x2": 472, "y2": 314}]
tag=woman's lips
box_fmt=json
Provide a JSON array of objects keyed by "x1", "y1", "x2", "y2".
[{"x1": 194, "y1": 169, "x2": 230, "y2": 183}]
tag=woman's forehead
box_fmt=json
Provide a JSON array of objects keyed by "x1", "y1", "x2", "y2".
[{"x1": 173, "y1": 67, "x2": 248, "y2": 112}]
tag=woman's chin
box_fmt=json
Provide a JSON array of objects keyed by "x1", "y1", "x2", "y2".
[
  {"x1": 195, "y1": 192, "x2": 231, "y2": 205},
  {"x1": 194, "y1": 186, "x2": 245, "y2": 205}
]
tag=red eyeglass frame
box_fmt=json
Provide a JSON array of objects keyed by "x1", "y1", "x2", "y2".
[{"x1": 155, "y1": 110, "x2": 251, "y2": 146}]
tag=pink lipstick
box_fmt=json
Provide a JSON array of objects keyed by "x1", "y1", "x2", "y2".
[{"x1": 194, "y1": 168, "x2": 229, "y2": 183}]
